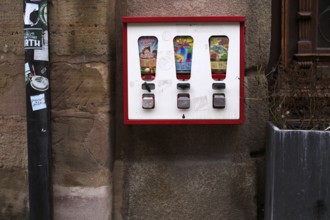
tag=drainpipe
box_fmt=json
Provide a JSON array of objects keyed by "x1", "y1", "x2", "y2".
[{"x1": 24, "y1": 0, "x2": 52, "y2": 219}]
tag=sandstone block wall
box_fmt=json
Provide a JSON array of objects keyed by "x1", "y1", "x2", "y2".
[
  {"x1": 0, "y1": 0, "x2": 28, "y2": 219},
  {"x1": 0, "y1": 0, "x2": 115, "y2": 219},
  {"x1": 49, "y1": 1, "x2": 114, "y2": 219}
]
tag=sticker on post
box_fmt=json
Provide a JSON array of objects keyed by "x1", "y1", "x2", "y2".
[
  {"x1": 38, "y1": 3, "x2": 48, "y2": 26},
  {"x1": 34, "y1": 30, "x2": 49, "y2": 61},
  {"x1": 25, "y1": 63, "x2": 31, "y2": 84},
  {"x1": 30, "y1": 94, "x2": 47, "y2": 111},
  {"x1": 24, "y1": 28, "x2": 43, "y2": 50},
  {"x1": 30, "y1": 76, "x2": 49, "y2": 91},
  {"x1": 24, "y1": 3, "x2": 39, "y2": 26}
]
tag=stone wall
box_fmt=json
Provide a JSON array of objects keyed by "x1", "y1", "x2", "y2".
[
  {"x1": 0, "y1": 0, "x2": 29, "y2": 219},
  {"x1": 0, "y1": 0, "x2": 115, "y2": 219},
  {"x1": 0, "y1": 0, "x2": 271, "y2": 219},
  {"x1": 49, "y1": 0, "x2": 114, "y2": 219}
]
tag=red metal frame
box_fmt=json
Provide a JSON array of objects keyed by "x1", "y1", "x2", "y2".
[{"x1": 123, "y1": 16, "x2": 245, "y2": 125}]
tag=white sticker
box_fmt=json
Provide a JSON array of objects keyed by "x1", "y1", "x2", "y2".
[
  {"x1": 24, "y1": 3, "x2": 39, "y2": 26},
  {"x1": 25, "y1": 63, "x2": 31, "y2": 84},
  {"x1": 34, "y1": 31, "x2": 49, "y2": 61},
  {"x1": 30, "y1": 94, "x2": 47, "y2": 111}
]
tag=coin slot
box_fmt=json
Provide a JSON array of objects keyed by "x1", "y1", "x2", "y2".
[
  {"x1": 177, "y1": 93, "x2": 190, "y2": 109},
  {"x1": 142, "y1": 93, "x2": 155, "y2": 109},
  {"x1": 213, "y1": 93, "x2": 225, "y2": 109}
]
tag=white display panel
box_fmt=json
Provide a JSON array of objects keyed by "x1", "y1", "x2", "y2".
[{"x1": 125, "y1": 21, "x2": 243, "y2": 123}]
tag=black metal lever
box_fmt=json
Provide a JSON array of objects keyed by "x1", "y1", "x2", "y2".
[
  {"x1": 177, "y1": 83, "x2": 190, "y2": 90},
  {"x1": 142, "y1": 82, "x2": 155, "y2": 92},
  {"x1": 212, "y1": 83, "x2": 226, "y2": 90}
]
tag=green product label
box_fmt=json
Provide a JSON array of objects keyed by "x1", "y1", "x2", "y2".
[
  {"x1": 24, "y1": 28, "x2": 43, "y2": 49},
  {"x1": 39, "y1": 3, "x2": 48, "y2": 26}
]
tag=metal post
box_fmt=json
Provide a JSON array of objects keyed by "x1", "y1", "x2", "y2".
[{"x1": 24, "y1": 0, "x2": 52, "y2": 219}]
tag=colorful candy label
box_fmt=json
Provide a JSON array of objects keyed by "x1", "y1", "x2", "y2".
[
  {"x1": 209, "y1": 36, "x2": 229, "y2": 80},
  {"x1": 138, "y1": 36, "x2": 158, "y2": 81},
  {"x1": 173, "y1": 36, "x2": 193, "y2": 76}
]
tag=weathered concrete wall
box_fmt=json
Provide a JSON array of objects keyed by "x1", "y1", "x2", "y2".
[
  {"x1": 114, "y1": 0, "x2": 270, "y2": 219},
  {"x1": 49, "y1": 0, "x2": 114, "y2": 219},
  {"x1": 0, "y1": 0, "x2": 28, "y2": 219}
]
